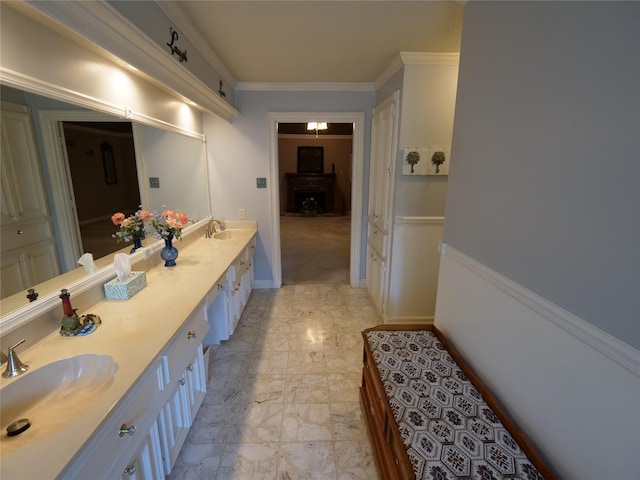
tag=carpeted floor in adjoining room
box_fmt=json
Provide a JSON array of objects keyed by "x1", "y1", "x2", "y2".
[{"x1": 280, "y1": 215, "x2": 351, "y2": 285}]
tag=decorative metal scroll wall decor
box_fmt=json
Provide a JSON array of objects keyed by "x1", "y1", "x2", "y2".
[{"x1": 167, "y1": 27, "x2": 188, "y2": 63}]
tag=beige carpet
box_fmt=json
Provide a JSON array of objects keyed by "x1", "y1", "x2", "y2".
[{"x1": 280, "y1": 215, "x2": 350, "y2": 285}]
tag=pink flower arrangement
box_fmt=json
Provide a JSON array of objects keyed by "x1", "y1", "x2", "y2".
[
  {"x1": 111, "y1": 207, "x2": 151, "y2": 243},
  {"x1": 151, "y1": 209, "x2": 190, "y2": 240}
]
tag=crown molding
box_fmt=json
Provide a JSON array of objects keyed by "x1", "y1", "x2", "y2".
[
  {"x1": 374, "y1": 52, "x2": 460, "y2": 90},
  {"x1": 236, "y1": 82, "x2": 375, "y2": 92},
  {"x1": 373, "y1": 54, "x2": 405, "y2": 90},
  {"x1": 20, "y1": 0, "x2": 239, "y2": 121},
  {"x1": 400, "y1": 52, "x2": 460, "y2": 66}
]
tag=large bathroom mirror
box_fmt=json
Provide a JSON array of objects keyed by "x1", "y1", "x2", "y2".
[{"x1": 0, "y1": 84, "x2": 210, "y2": 318}]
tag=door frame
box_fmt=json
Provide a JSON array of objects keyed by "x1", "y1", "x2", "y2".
[
  {"x1": 38, "y1": 110, "x2": 146, "y2": 272},
  {"x1": 267, "y1": 111, "x2": 366, "y2": 288}
]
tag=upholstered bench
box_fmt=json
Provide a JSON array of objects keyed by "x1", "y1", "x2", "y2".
[{"x1": 360, "y1": 325, "x2": 558, "y2": 480}]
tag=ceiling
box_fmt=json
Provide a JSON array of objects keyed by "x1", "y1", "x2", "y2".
[{"x1": 170, "y1": 1, "x2": 464, "y2": 85}]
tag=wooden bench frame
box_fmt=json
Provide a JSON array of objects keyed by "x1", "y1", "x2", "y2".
[{"x1": 359, "y1": 324, "x2": 559, "y2": 480}]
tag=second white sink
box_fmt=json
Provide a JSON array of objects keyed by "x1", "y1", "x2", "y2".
[{"x1": 213, "y1": 230, "x2": 237, "y2": 240}]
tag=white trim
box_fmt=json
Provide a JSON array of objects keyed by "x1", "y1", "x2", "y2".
[
  {"x1": 373, "y1": 55, "x2": 405, "y2": 91},
  {"x1": 18, "y1": 0, "x2": 239, "y2": 121},
  {"x1": 267, "y1": 111, "x2": 366, "y2": 289},
  {"x1": 253, "y1": 279, "x2": 276, "y2": 289},
  {"x1": 441, "y1": 243, "x2": 640, "y2": 377},
  {"x1": 0, "y1": 218, "x2": 209, "y2": 337},
  {"x1": 374, "y1": 52, "x2": 460, "y2": 90},
  {"x1": 2, "y1": 68, "x2": 127, "y2": 119},
  {"x1": 237, "y1": 82, "x2": 374, "y2": 92},
  {"x1": 400, "y1": 52, "x2": 460, "y2": 66},
  {"x1": 2, "y1": 69, "x2": 205, "y2": 139},
  {"x1": 278, "y1": 134, "x2": 353, "y2": 140},
  {"x1": 394, "y1": 216, "x2": 445, "y2": 225}
]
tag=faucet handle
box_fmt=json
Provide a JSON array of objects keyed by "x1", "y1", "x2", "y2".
[{"x1": 2, "y1": 339, "x2": 29, "y2": 378}]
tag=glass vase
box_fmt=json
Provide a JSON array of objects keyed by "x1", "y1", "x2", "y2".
[
  {"x1": 160, "y1": 234, "x2": 179, "y2": 267},
  {"x1": 130, "y1": 235, "x2": 144, "y2": 254}
]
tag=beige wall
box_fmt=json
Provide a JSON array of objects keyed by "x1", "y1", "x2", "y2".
[{"x1": 278, "y1": 136, "x2": 352, "y2": 214}]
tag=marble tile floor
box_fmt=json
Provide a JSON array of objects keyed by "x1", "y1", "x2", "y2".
[{"x1": 168, "y1": 285, "x2": 382, "y2": 480}]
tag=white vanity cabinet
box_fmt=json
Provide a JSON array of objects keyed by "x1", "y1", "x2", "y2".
[
  {"x1": 119, "y1": 420, "x2": 165, "y2": 480},
  {"x1": 62, "y1": 305, "x2": 210, "y2": 480},
  {"x1": 204, "y1": 237, "x2": 255, "y2": 344},
  {"x1": 155, "y1": 304, "x2": 209, "y2": 475},
  {"x1": 66, "y1": 361, "x2": 166, "y2": 479}
]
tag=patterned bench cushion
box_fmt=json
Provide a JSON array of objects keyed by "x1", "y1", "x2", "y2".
[{"x1": 365, "y1": 329, "x2": 545, "y2": 480}]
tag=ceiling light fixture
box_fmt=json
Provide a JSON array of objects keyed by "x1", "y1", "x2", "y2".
[{"x1": 307, "y1": 122, "x2": 328, "y2": 137}]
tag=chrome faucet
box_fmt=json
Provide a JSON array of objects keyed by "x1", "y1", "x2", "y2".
[
  {"x1": 205, "y1": 218, "x2": 224, "y2": 238},
  {"x1": 2, "y1": 339, "x2": 29, "y2": 378}
]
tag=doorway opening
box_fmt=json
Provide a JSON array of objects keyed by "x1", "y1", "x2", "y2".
[
  {"x1": 267, "y1": 111, "x2": 366, "y2": 289},
  {"x1": 278, "y1": 123, "x2": 352, "y2": 285}
]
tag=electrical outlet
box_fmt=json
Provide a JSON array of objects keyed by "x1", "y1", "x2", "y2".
[
  {"x1": 239, "y1": 208, "x2": 246, "y2": 219},
  {"x1": 149, "y1": 177, "x2": 160, "y2": 188},
  {"x1": 256, "y1": 177, "x2": 267, "y2": 188}
]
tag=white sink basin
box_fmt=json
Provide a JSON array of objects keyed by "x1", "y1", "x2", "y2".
[
  {"x1": 0, "y1": 354, "x2": 118, "y2": 454},
  {"x1": 213, "y1": 230, "x2": 237, "y2": 240}
]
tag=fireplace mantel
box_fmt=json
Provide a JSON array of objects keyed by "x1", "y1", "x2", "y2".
[{"x1": 285, "y1": 173, "x2": 339, "y2": 214}]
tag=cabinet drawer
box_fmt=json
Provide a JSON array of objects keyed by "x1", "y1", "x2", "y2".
[
  {"x1": 67, "y1": 362, "x2": 163, "y2": 479},
  {"x1": 161, "y1": 304, "x2": 209, "y2": 386},
  {"x1": 387, "y1": 425, "x2": 415, "y2": 479},
  {"x1": 1, "y1": 219, "x2": 53, "y2": 251},
  {"x1": 363, "y1": 363, "x2": 386, "y2": 428}
]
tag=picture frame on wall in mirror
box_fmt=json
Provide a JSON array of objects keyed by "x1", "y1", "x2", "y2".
[{"x1": 101, "y1": 141, "x2": 118, "y2": 185}]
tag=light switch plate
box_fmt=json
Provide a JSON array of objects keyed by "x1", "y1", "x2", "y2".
[{"x1": 256, "y1": 177, "x2": 267, "y2": 188}]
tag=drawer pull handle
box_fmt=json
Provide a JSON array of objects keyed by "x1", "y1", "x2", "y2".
[
  {"x1": 178, "y1": 378, "x2": 186, "y2": 386},
  {"x1": 187, "y1": 331, "x2": 197, "y2": 339},
  {"x1": 17, "y1": 229, "x2": 23, "y2": 235},
  {"x1": 118, "y1": 424, "x2": 136, "y2": 437},
  {"x1": 187, "y1": 364, "x2": 194, "y2": 372},
  {"x1": 123, "y1": 465, "x2": 136, "y2": 475}
]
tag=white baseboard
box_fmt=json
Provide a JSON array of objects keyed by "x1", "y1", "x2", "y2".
[{"x1": 253, "y1": 279, "x2": 275, "y2": 289}]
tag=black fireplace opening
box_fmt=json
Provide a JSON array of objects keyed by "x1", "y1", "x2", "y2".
[{"x1": 294, "y1": 191, "x2": 326, "y2": 213}]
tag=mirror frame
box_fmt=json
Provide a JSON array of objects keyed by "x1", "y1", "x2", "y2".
[
  {"x1": 0, "y1": 218, "x2": 209, "y2": 336},
  {"x1": 0, "y1": 74, "x2": 211, "y2": 334}
]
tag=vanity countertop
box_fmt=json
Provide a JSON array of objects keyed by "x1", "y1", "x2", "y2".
[{"x1": 0, "y1": 224, "x2": 257, "y2": 479}]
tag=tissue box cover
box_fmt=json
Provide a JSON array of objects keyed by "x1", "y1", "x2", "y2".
[{"x1": 104, "y1": 271, "x2": 147, "y2": 300}]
